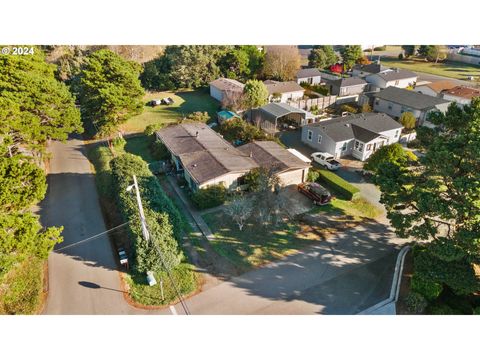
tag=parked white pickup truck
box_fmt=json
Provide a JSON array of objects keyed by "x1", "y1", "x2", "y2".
[{"x1": 311, "y1": 152, "x2": 341, "y2": 170}]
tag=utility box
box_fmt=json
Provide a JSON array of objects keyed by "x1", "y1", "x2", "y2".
[{"x1": 146, "y1": 271, "x2": 157, "y2": 286}]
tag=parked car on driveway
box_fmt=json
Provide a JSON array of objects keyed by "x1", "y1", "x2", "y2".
[
  {"x1": 311, "y1": 152, "x2": 341, "y2": 170},
  {"x1": 298, "y1": 182, "x2": 332, "y2": 205}
]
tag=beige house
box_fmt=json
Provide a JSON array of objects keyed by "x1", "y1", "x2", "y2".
[{"x1": 156, "y1": 123, "x2": 310, "y2": 191}]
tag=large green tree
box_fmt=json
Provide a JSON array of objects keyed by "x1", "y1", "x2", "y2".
[
  {"x1": 0, "y1": 154, "x2": 46, "y2": 212},
  {"x1": 263, "y1": 46, "x2": 301, "y2": 81},
  {"x1": 340, "y1": 45, "x2": 363, "y2": 71},
  {"x1": 78, "y1": 49, "x2": 144, "y2": 137},
  {"x1": 364, "y1": 143, "x2": 417, "y2": 176},
  {"x1": 375, "y1": 100, "x2": 480, "y2": 295},
  {"x1": 401, "y1": 45, "x2": 417, "y2": 58},
  {"x1": 308, "y1": 46, "x2": 338, "y2": 69},
  {"x1": 418, "y1": 45, "x2": 448, "y2": 63},
  {"x1": 0, "y1": 48, "x2": 82, "y2": 157},
  {"x1": 243, "y1": 80, "x2": 269, "y2": 109}
]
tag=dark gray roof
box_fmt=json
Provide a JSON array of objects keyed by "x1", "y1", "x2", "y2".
[
  {"x1": 375, "y1": 69, "x2": 417, "y2": 81},
  {"x1": 374, "y1": 86, "x2": 450, "y2": 110},
  {"x1": 353, "y1": 63, "x2": 387, "y2": 74},
  {"x1": 238, "y1": 141, "x2": 309, "y2": 173},
  {"x1": 306, "y1": 113, "x2": 403, "y2": 143},
  {"x1": 259, "y1": 102, "x2": 306, "y2": 118},
  {"x1": 156, "y1": 123, "x2": 257, "y2": 184},
  {"x1": 296, "y1": 68, "x2": 322, "y2": 79},
  {"x1": 333, "y1": 77, "x2": 367, "y2": 88}
]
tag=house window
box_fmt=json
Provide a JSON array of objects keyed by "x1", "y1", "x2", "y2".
[
  {"x1": 341, "y1": 142, "x2": 347, "y2": 151},
  {"x1": 388, "y1": 104, "x2": 393, "y2": 110},
  {"x1": 354, "y1": 140, "x2": 364, "y2": 152},
  {"x1": 308, "y1": 77, "x2": 313, "y2": 84},
  {"x1": 366, "y1": 144, "x2": 372, "y2": 151},
  {"x1": 307, "y1": 130, "x2": 313, "y2": 141},
  {"x1": 375, "y1": 99, "x2": 379, "y2": 106},
  {"x1": 395, "y1": 130, "x2": 399, "y2": 137},
  {"x1": 395, "y1": 80, "x2": 400, "y2": 85},
  {"x1": 317, "y1": 135, "x2": 322, "y2": 144}
]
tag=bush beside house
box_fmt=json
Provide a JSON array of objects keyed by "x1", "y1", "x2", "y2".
[{"x1": 313, "y1": 169, "x2": 361, "y2": 200}]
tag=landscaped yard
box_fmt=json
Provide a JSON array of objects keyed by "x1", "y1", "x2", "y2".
[
  {"x1": 379, "y1": 57, "x2": 480, "y2": 80},
  {"x1": 202, "y1": 211, "x2": 323, "y2": 273},
  {"x1": 309, "y1": 197, "x2": 382, "y2": 221},
  {"x1": 119, "y1": 88, "x2": 219, "y2": 134}
]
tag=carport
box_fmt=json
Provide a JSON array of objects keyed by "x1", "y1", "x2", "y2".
[{"x1": 252, "y1": 103, "x2": 315, "y2": 133}]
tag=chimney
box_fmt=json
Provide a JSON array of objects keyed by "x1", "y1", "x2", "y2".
[{"x1": 249, "y1": 150, "x2": 253, "y2": 158}]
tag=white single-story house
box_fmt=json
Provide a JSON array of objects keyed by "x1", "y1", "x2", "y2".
[
  {"x1": 365, "y1": 68, "x2": 418, "y2": 90},
  {"x1": 441, "y1": 86, "x2": 480, "y2": 108},
  {"x1": 414, "y1": 80, "x2": 457, "y2": 97},
  {"x1": 352, "y1": 63, "x2": 389, "y2": 78},
  {"x1": 373, "y1": 86, "x2": 451, "y2": 126},
  {"x1": 263, "y1": 80, "x2": 305, "y2": 103},
  {"x1": 329, "y1": 77, "x2": 368, "y2": 96},
  {"x1": 155, "y1": 123, "x2": 310, "y2": 191},
  {"x1": 209, "y1": 78, "x2": 245, "y2": 102},
  {"x1": 296, "y1": 68, "x2": 322, "y2": 85},
  {"x1": 301, "y1": 113, "x2": 403, "y2": 161}
]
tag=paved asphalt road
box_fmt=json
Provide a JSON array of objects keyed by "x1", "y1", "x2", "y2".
[{"x1": 39, "y1": 138, "x2": 142, "y2": 314}]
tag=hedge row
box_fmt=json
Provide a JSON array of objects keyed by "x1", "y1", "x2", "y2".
[
  {"x1": 110, "y1": 153, "x2": 183, "y2": 272},
  {"x1": 314, "y1": 169, "x2": 361, "y2": 200}
]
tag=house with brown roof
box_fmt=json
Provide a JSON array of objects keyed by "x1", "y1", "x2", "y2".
[
  {"x1": 209, "y1": 78, "x2": 245, "y2": 102},
  {"x1": 156, "y1": 123, "x2": 310, "y2": 191},
  {"x1": 263, "y1": 80, "x2": 305, "y2": 103},
  {"x1": 414, "y1": 80, "x2": 458, "y2": 97},
  {"x1": 442, "y1": 86, "x2": 480, "y2": 107}
]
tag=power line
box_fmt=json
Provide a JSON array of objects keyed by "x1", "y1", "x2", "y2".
[{"x1": 55, "y1": 221, "x2": 131, "y2": 251}]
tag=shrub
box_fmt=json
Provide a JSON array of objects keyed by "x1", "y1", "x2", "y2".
[
  {"x1": 110, "y1": 154, "x2": 184, "y2": 272},
  {"x1": 405, "y1": 291, "x2": 428, "y2": 314},
  {"x1": 427, "y1": 303, "x2": 463, "y2": 315},
  {"x1": 407, "y1": 138, "x2": 422, "y2": 149},
  {"x1": 340, "y1": 104, "x2": 358, "y2": 114},
  {"x1": 190, "y1": 184, "x2": 227, "y2": 210},
  {"x1": 184, "y1": 111, "x2": 210, "y2": 123},
  {"x1": 474, "y1": 307, "x2": 480, "y2": 315},
  {"x1": 150, "y1": 140, "x2": 170, "y2": 160},
  {"x1": 411, "y1": 274, "x2": 443, "y2": 301},
  {"x1": 307, "y1": 169, "x2": 320, "y2": 183},
  {"x1": 316, "y1": 169, "x2": 360, "y2": 200},
  {"x1": 399, "y1": 111, "x2": 417, "y2": 130},
  {"x1": 111, "y1": 136, "x2": 126, "y2": 152},
  {"x1": 144, "y1": 123, "x2": 165, "y2": 136},
  {"x1": 360, "y1": 103, "x2": 372, "y2": 113},
  {"x1": 398, "y1": 53, "x2": 404, "y2": 60}
]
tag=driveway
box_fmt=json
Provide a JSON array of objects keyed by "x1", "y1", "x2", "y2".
[{"x1": 165, "y1": 220, "x2": 406, "y2": 315}]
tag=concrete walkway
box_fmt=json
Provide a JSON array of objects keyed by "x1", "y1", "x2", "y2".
[{"x1": 165, "y1": 175, "x2": 215, "y2": 241}]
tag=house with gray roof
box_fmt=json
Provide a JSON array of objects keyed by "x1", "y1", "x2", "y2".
[
  {"x1": 296, "y1": 68, "x2": 322, "y2": 85},
  {"x1": 251, "y1": 102, "x2": 315, "y2": 133},
  {"x1": 301, "y1": 113, "x2": 403, "y2": 161},
  {"x1": 373, "y1": 86, "x2": 451, "y2": 126},
  {"x1": 366, "y1": 68, "x2": 418, "y2": 90},
  {"x1": 329, "y1": 77, "x2": 368, "y2": 96},
  {"x1": 352, "y1": 63, "x2": 389, "y2": 78},
  {"x1": 263, "y1": 80, "x2": 305, "y2": 102},
  {"x1": 156, "y1": 122, "x2": 310, "y2": 191}
]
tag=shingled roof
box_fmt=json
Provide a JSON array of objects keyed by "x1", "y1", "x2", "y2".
[
  {"x1": 263, "y1": 80, "x2": 304, "y2": 95},
  {"x1": 296, "y1": 68, "x2": 322, "y2": 79},
  {"x1": 375, "y1": 68, "x2": 417, "y2": 81},
  {"x1": 353, "y1": 63, "x2": 388, "y2": 74},
  {"x1": 156, "y1": 123, "x2": 257, "y2": 185},
  {"x1": 238, "y1": 141, "x2": 310, "y2": 173},
  {"x1": 443, "y1": 86, "x2": 480, "y2": 100},
  {"x1": 332, "y1": 77, "x2": 367, "y2": 88},
  {"x1": 305, "y1": 113, "x2": 403, "y2": 142},
  {"x1": 210, "y1": 78, "x2": 244, "y2": 92},
  {"x1": 374, "y1": 86, "x2": 450, "y2": 110}
]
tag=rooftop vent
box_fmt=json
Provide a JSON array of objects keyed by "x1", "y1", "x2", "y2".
[{"x1": 345, "y1": 123, "x2": 350, "y2": 127}]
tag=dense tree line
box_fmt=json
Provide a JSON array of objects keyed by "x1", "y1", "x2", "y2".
[
  {"x1": 0, "y1": 49, "x2": 82, "y2": 288},
  {"x1": 374, "y1": 100, "x2": 480, "y2": 311}
]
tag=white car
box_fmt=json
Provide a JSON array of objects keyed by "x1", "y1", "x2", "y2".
[{"x1": 311, "y1": 152, "x2": 341, "y2": 170}]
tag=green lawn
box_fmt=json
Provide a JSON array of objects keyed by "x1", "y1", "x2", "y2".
[
  {"x1": 202, "y1": 211, "x2": 321, "y2": 272},
  {"x1": 124, "y1": 134, "x2": 156, "y2": 164},
  {"x1": 120, "y1": 88, "x2": 219, "y2": 134},
  {"x1": 379, "y1": 57, "x2": 480, "y2": 80},
  {"x1": 310, "y1": 197, "x2": 383, "y2": 221}
]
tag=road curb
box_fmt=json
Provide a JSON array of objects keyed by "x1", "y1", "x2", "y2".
[{"x1": 357, "y1": 245, "x2": 411, "y2": 315}]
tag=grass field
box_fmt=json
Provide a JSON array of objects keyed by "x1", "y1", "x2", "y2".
[
  {"x1": 120, "y1": 88, "x2": 219, "y2": 134},
  {"x1": 310, "y1": 197, "x2": 382, "y2": 221},
  {"x1": 379, "y1": 57, "x2": 480, "y2": 81},
  {"x1": 202, "y1": 211, "x2": 321, "y2": 272}
]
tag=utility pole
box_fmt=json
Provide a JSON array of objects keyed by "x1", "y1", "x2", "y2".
[{"x1": 131, "y1": 175, "x2": 150, "y2": 242}]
